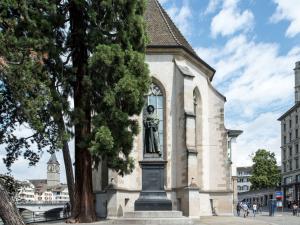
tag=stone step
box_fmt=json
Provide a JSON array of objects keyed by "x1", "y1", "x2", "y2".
[
  {"x1": 109, "y1": 218, "x2": 199, "y2": 225},
  {"x1": 123, "y1": 210, "x2": 183, "y2": 218}
]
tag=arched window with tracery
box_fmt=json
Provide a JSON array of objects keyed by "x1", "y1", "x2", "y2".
[{"x1": 144, "y1": 82, "x2": 164, "y2": 156}]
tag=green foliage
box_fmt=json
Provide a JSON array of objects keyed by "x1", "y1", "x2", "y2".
[
  {"x1": 249, "y1": 149, "x2": 281, "y2": 190},
  {"x1": 0, "y1": 174, "x2": 20, "y2": 198},
  {"x1": 0, "y1": 0, "x2": 150, "y2": 176},
  {"x1": 0, "y1": 0, "x2": 71, "y2": 169}
]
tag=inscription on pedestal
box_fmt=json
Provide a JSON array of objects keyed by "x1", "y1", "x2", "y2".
[
  {"x1": 135, "y1": 160, "x2": 172, "y2": 211},
  {"x1": 143, "y1": 168, "x2": 163, "y2": 190}
]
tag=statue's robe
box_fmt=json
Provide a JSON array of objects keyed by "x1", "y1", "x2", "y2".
[{"x1": 143, "y1": 114, "x2": 160, "y2": 154}]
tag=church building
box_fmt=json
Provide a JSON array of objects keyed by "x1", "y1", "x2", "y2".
[{"x1": 93, "y1": 0, "x2": 238, "y2": 218}]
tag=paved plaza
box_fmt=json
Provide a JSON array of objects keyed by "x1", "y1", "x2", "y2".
[{"x1": 34, "y1": 211, "x2": 300, "y2": 225}]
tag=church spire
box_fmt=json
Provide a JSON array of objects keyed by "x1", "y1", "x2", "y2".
[{"x1": 47, "y1": 152, "x2": 60, "y2": 165}]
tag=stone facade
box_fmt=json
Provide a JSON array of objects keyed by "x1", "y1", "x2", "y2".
[
  {"x1": 238, "y1": 188, "x2": 278, "y2": 207},
  {"x1": 92, "y1": 0, "x2": 235, "y2": 218},
  {"x1": 278, "y1": 61, "x2": 300, "y2": 206},
  {"x1": 236, "y1": 166, "x2": 252, "y2": 193},
  {"x1": 46, "y1": 153, "x2": 60, "y2": 187}
]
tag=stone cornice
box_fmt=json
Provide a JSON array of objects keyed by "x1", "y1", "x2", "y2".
[{"x1": 146, "y1": 46, "x2": 215, "y2": 81}]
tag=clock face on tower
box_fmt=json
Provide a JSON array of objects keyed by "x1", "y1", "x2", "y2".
[{"x1": 48, "y1": 164, "x2": 59, "y2": 173}]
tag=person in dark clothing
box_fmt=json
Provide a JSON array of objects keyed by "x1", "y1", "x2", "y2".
[{"x1": 236, "y1": 202, "x2": 241, "y2": 216}]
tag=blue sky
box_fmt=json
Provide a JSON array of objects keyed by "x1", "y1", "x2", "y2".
[
  {"x1": 1, "y1": 0, "x2": 300, "y2": 182},
  {"x1": 160, "y1": 0, "x2": 300, "y2": 166}
]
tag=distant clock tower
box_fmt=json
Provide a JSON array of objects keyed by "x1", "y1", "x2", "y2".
[{"x1": 47, "y1": 153, "x2": 60, "y2": 187}]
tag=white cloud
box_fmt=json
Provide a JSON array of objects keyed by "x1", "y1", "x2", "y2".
[
  {"x1": 270, "y1": 0, "x2": 300, "y2": 37},
  {"x1": 210, "y1": 0, "x2": 254, "y2": 38},
  {"x1": 158, "y1": 0, "x2": 170, "y2": 4},
  {"x1": 167, "y1": 3, "x2": 192, "y2": 36},
  {"x1": 231, "y1": 112, "x2": 281, "y2": 166},
  {"x1": 204, "y1": 0, "x2": 222, "y2": 15},
  {"x1": 196, "y1": 34, "x2": 300, "y2": 165}
]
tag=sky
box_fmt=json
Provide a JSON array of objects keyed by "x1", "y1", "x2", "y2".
[
  {"x1": 160, "y1": 0, "x2": 300, "y2": 167},
  {"x1": 1, "y1": 0, "x2": 300, "y2": 182}
]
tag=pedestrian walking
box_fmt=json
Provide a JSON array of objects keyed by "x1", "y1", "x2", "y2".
[
  {"x1": 252, "y1": 203, "x2": 257, "y2": 217},
  {"x1": 242, "y1": 202, "x2": 249, "y2": 218},
  {"x1": 236, "y1": 202, "x2": 241, "y2": 216},
  {"x1": 258, "y1": 203, "x2": 263, "y2": 214},
  {"x1": 292, "y1": 202, "x2": 298, "y2": 216}
]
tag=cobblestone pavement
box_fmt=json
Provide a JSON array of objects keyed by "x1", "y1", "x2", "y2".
[{"x1": 228, "y1": 211, "x2": 300, "y2": 225}]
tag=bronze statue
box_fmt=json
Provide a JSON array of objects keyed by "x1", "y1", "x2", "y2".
[{"x1": 144, "y1": 105, "x2": 161, "y2": 155}]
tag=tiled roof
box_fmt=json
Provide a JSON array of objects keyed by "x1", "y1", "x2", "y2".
[
  {"x1": 145, "y1": 0, "x2": 215, "y2": 78},
  {"x1": 145, "y1": 0, "x2": 195, "y2": 54}
]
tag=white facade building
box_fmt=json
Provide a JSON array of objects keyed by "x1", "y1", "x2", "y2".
[
  {"x1": 236, "y1": 167, "x2": 252, "y2": 193},
  {"x1": 278, "y1": 61, "x2": 300, "y2": 206},
  {"x1": 93, "y1": 0, "x2": 240, "y2": 218},
  {"x1": 17, "y1": 181, "x2": 35, "y2": 202},
  {"x1": 52, "y1": 186, "x2": 69, "y2": 202}
]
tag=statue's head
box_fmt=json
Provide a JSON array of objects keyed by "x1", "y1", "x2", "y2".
[{"x1": 146, "y1": 105, "x2": 155, "y2": 114}]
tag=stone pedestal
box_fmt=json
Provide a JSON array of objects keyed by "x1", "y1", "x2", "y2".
[{"x1": 134, "y1": 159, "x2": 172, "y2": 211}]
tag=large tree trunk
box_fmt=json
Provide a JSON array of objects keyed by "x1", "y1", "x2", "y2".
[
  {"x1": 69, "y1": 0, "x2": 96, "y2": 222},
  {"x1": 58, "y1": 114, "x2": 75, "y2": 215},
  {"x1": 62, "y1": 137, "x2": 75, "y2": 214},
  {"x1": 0, "y1": 183, "x2": 25, "y2": 225}
]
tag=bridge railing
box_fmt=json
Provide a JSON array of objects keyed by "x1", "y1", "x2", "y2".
[
  {"x1": 0, "y1": 211, "x2": 69, "y2": 225},
  {"x1": 17, "y1": 201, "x2": 69, "y2": 206}
]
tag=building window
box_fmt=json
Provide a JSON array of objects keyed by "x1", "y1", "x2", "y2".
[
  {"x1": 284, "y1": 149, "x2": 286, "y2": 160},
  {"x1": 296, "y1": 129, "x2": 298, "y2": 138},
  {"x1": 297, "y1": 175, "x2": 300, "y2": 183},
  {"x1": 290, "y1": 119, "x2": 292, "y2": 128},
  {"x1": 289, "y1": 160, "x2": 293, "y2": 171},
  {"x1": 283, "y1": 162, "x2": 286, "y2": 173},
  {"x1": 290, "y1": 132, "x2": 292, "y2": 142},
  {"x1": 295, "y1": 157, "x2": 299, "y2": 169},
  {"x1": 296, "y1": 115, "x2": 299, "y2": 124},
  {"x1": 145, "y1": 82, "x2": 164, "y2": 155},
  {"x1": 285, "y1": 176, "x2": 293, "y2": 184},
  {"x1": 289, "y1": 146, "x2": 292, "y2": 156},
  {"x1": 284, "y1": 123, "x2": 286, "y2": 131},
  {"x1": 284, "y1": 136, "x2": 286, "y2": 144},
  {"x1": 296, "y1": 144, "x2": 299, "y2": 154}
]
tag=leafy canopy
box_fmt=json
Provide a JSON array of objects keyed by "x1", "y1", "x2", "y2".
[
  {"x1": 0, "y1": 0, "x2": 150, "y2": 175},
  {"x1": 249, "y1": 149, "x2": 281, "y2": 190}
]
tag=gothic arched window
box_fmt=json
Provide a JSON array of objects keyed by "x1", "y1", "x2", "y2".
[{"x1": 144, "y1": 82, "x2": 164, "y2": 155}]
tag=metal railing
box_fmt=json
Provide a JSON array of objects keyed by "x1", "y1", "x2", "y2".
[{"x1": 0, "y1": 211, "x2": 69, "y2": 224}]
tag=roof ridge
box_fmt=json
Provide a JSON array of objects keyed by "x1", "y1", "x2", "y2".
[
  {"x1": 153, "y1": 0, "x2": 181, "y2": 46},
  {"x1": 153, "y1": 0, "x2": 197, "y2": 55}
]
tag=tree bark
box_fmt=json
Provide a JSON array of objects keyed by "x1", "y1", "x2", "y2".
[
  {"x1": 58, "y1": 114, "x2": 75, "y2": 215},
  {"x1": 69, "y1": 0, "x2": 96, "y2": 222},
  {"x1": 0, "y1": 183, "x2": 25, "y2": 225}
]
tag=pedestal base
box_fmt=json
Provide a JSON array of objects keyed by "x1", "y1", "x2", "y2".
[
  {"x1": 134, "y1": 159, "x2": 172, "y2": 211},
  {"x1": 135, "y1": 191, "x2": 172, "y2": 211}
]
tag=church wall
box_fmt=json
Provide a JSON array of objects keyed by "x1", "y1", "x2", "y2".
[
  {"x1": 182, "y1": 55, "x2": 229, "y2": 192},
  {"x1": 145, "y1": 54, "x2": 176, "y2": 190},
  {"x1": 173, "y1": 65, "x2": 187, "y2": 189},
  {"x1": 207, "y1": 90, "x2": 228, "y2": 191},
  {"x1": 93, "y1": 52, "x2": 233, "y2": 217},
  {"x1": 174, "y1": 56, "x2": 233, "y2": 215}
]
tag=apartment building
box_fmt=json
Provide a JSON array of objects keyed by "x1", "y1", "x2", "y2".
[{"x1": 278, "y1": 61, "x2": 300, "y2": 206}]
